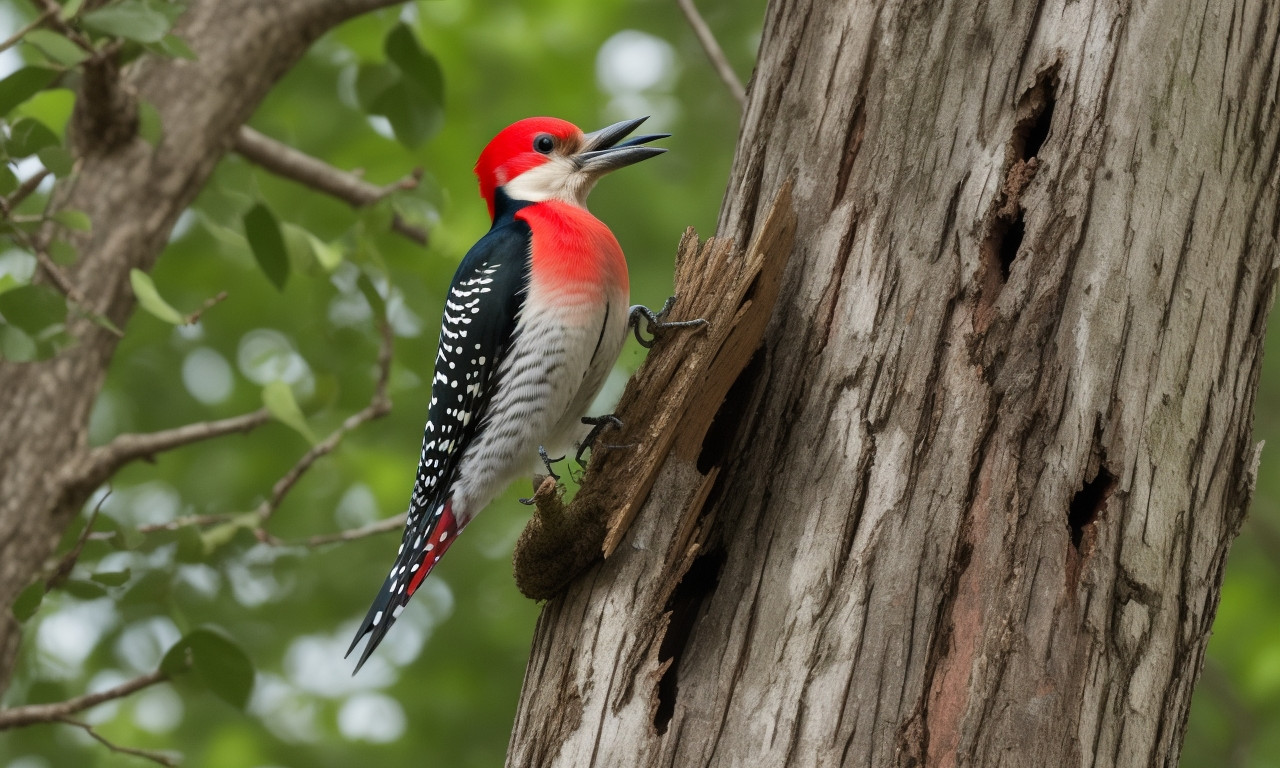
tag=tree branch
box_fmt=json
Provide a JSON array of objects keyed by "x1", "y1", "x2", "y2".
[
  {"x1": 79, "y1": 409, "x2": 272, "y2": 488},
  {"x1": 0, "y1": 668, "x2": 168, "y2": 730},
  {"x1": 301, "y1": 513, "x2": 404, "y2": 547},
  {"x1": 79, "y1": 320, "x2": 393, "y2": 546},
  {"x1": 2, "y1": 168, "x2": 51, "y2": 216},
  {"x1": 0, "y1": 5, "x2": 56, "y2": 55},
  {"x1": 58, "y1": 718, "x2": 180, "y2": 767},
  {"x1": 233, "y1": 127, "x2": 427, "y2": 245},
  {"x1": 676, "y1": 0, "x2": 746, "y2": 106}
]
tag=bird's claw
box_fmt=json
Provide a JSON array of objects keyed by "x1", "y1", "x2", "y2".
[
  {"x1": 538, "y1": 445, "x2": 564, "y2": 481},
  {"x1": 628, "y1": 295, "x2": 708, "y2": 349},
  {"x1": 576, "y1": 414, "x2": 624, "y2": 466}
]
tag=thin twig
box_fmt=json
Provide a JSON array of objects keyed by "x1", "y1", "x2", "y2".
[
  {"x1": 301, "y1": 514, "x2": 404, "y2": 547},
  {"x1": 183, "y1": 290, "x2": 229, "y2": 325},
  {"x1": 2, "y1": 168, "x2": 51, "y2": 215},
  {"x1": 255, "y1": 320, "x2": 394, "y2": 530},
  {"x1": 136, "y1": 514, "x2": 234, "y2": 535},
  {"x1": 233, "y1": 127, "x2": 427, "y2": 245},
  {"x1": 0, "y1": 6, "x2": 56, "y2": 55},
  {"x1": 676, "y1": 0, "x2": 746, "y2": 106},
  {"x1": 0, "y1": 669, "x2": 169, "y2": 730},
  {"x1": 58, "y1": 718, "x2": 180, "y2": 767},
  {"x1": 36, "y1": 251, "x2": 82, "y2": 300},
  {"x1": 34, "y1": 249, "x2": 127, "y2": 342},
  {"x1": 80, "y1": 410, "x2": 272, "y2": 488},
  {"x1": 80, "y1": 321, "x2": 393, "y2": 547},
  {"x1": 45, "y1": 490, "x2": 109, "y2": 591},
  {"x1": 84, "y1": 513, "x2": 235, "y2": 543}
]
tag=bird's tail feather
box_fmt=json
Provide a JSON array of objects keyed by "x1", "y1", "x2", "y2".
[{"x1": 346, "y1": 499, "x2": 460, "y2": 674}]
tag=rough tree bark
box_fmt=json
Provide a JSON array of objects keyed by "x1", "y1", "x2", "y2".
[
  {"x1": 508, "y1": 0, "x2": 1280, "y2": 766},
  {"x1": 0, "y1": 0, "x2": 405, "y2": 696}
]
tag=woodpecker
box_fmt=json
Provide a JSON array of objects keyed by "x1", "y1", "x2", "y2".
[{"x1": 347, "y1": 116, "x2": 694, "y2": 673}]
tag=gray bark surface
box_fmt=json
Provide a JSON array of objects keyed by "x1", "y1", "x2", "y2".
[
  {"x1": 508, "y1": 0, "x2": 1280, "y2": 766},
  {"x1": 0, "y1": 0, "x2": 402, "y2": 695}
]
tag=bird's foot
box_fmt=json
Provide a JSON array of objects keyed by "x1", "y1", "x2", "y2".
[
  {"x1": 519, "y1": 446, "x2": 565, "y2": 505},
  {"x1": 576, "y1": 414, "x2": 625, "y2": 466},
  {"x1": 539, "y1": 445, "x2": 565, "y2": 480},
  {"x1": 628, "y1": 295, "x2": 709, "y2": 349}
]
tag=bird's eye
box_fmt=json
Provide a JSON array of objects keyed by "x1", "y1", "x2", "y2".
[{"x1": 533, "y1": 134, "x2": 555, "y2": 154}]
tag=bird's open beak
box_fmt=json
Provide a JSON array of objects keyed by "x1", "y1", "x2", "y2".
[{"x1": 575, "y1": 116, "x2": 668, "y2": 175}]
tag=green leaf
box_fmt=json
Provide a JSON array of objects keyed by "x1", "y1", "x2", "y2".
[
  {"x1": 262, "y1": 380, "x2": 316, "y2": 443},
  {"x1": 370, "y1": 80, "x2": 438, "y2": 148},
  {"x1": 89, "y1": 568, "x2": 131, "y2": 586},
  {"x1": 60, "y1": 0, "x2": 86, "y2": 21},
  {"x1": 0, "y1": 166, "x2": 17, "y2": 196},
  {"x1": 0, "y1": 325, "x2": 37, "y2": 362},
  {"x1": 161, "y1": 628, "x2": 255, "y2": 709},
  {"x1": 37, "y1": 145, "x2": 74, "y2": 176},
  {"x1": 200, "y1": 514, "x2": 257, "y2": 556},
  {"x1": 174, "y1": 524, "x2": 207, "y2": 563},
  {"x1": 52, "y1": 209, "x2": 91, "y2": 232},
  {"x1": 23, "y1": 30, "x2": 88, "y2": 68},
  {"x1": 137, "y1": 100, "x2": 162, "y2": 145},
  {"x1": 13, "y1": 581, "x2": 44, "y2": 622},
  {"x1": 62, "y1": 578, "x2": 108, "y2": 599},
  {"x1": 7, "y1": 117, "x2": 59, "y2": 157},
  {"x1": 354, "y1": 63, "x2": 398, "y2": 111},
  {"x1": 82, "y1": 0, "x2": 174, "y2": 43},
  {"x1": 281, "y1": 221, "x2": 316, "y2": 273},
  {"x1": 385, "y1": 23, "x2": 445, "y2": 105},
  {"x1": 144, "y1": 33, "x2": 197, "y2": 61},
  {"x1": 282, "y1": 223, "x2": 344, "y2": 275},
  {"x1": 129, "y1": 268, "x2": 186, "y2": 324},
  {"x1": 378, "y1": 24, "x2": 445, "y2": 148},
  {"x1": 0, "y1": 67, "x2": 60, "y2": 115},
  {"x1": 12, "y1": 88, "x2": 74, "y2": 140},
  {"x1": 0, "y1": 284, "x2": 66, "y2": 335},
  {"x1": 47, "y1": 239, "x2": 77, "y2": 266},
  {"x1": 308, "y1": 232, "x2": 344, "y2": 272},
  {"x1": 243, "y1": 203, "x2": 289, "y2": 291}
]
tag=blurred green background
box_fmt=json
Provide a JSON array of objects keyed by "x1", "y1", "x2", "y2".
[{"x1": 0, "y1": 1, "x2": 1274, "y2": 766}]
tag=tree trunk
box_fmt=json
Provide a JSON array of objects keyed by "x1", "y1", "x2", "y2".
[
  {"x1": 0, "y1": 0, "x2": 401, "y2": 696},
  {"x1": 507, "y1": 0, "x2": 1279, "y2": 765}
]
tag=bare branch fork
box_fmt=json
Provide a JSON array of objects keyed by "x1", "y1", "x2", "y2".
[
  {"x1": 59, "y1": 718, "x2": 179, "y2": 767},
  {"x1": 676, "y1": 0, "x2": 746, "y2": 106},
  {"x1": 80, "y1": 320, "x2": 395, "y2": 548},
  {"x1": 233, "y1": 127, "x2": 428, "y2": 245}
]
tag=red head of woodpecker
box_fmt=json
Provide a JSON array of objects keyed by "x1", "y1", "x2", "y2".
[{"x1": 346, "y1": 116, "x2": 668, "y2": 673}]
